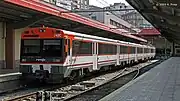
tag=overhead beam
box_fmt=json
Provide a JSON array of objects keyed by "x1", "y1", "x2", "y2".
[
  {"x1": 142, "y1": 9, "x2": 180, "y2": 22},
  {"x1": 0, "y1": 1, "x2": 38, "y2": 14},
  {"x1": 10, "y1": 15, "x2": 52, "y2": 29},
  {"x1": 152, "y1": 17, "x2": 180, "y2": 42},
  {"x1": 0, "y1": 6, "x2": 32, "y2": 18},
  {"x1": 48, "y1": 17, "x2": 73, "y2": 25},
  {"x1": 147, "y1": 13, "x2": 180, "y2": 33},
  {"x1": 161, "y1": 28, "x2": 180, "y2": 41},
  {"x1": 42, "y1": 22, "x2": 61, "y2": 28},
  {"x1": 68, "y1": 23, "x2": 83, "y2": 29},
  {"x1": 60, "y1": 9, "x2": 135, "y2": 13},
  {"x1": 0, "y1": 12, "x2": 22, "y2": 21},
  {"x1": 159, "y1": 22, "x2": 180, "y2": 33},
  {"x1": 153, "y1": 20, "x2": 180, "y2": 35},
  {"x1": 89, "y1": 29, "x2": 104, "y2": 34},
  {"x1": 160, "y1": 31, "x2": 176, "y2": 40},
  {"x1": 73, "y1": 25, "x2": 94, "y2": 30}
]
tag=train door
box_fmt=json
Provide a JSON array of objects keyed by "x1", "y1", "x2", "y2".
[
  {"x1": 117, "y1": 45, "x2": 120, "y2": 65},
  {"x1": 93, "y1": 42, "x2": 98, "y2": 70},
  {"x1": 127, "y1": 45, "x2": 130, "y2": 64},
  {"x1": 65, "y1": 38, "x2": 71, "y2": 65},
  {"x1": 135, "y1": 47, "x2": 138, "y2": 62},
  {"x1": 142, "y1": 47, "x2": 144, "y2": 60}
]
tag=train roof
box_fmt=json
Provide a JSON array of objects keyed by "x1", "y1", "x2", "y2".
[
  {"x1": 62, "y1": 30, "x2": 155, "y2": 48},
  {"x1": 21, "y1": 27, "x2": 155, "y2": 48}
]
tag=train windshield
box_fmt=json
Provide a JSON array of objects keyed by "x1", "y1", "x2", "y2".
[
  {"x1": 43, "y1": 40, "x2": 62, "y2": 57},
  {"x1": 21, "y1": 40, "x2": 41, "y2": 56},
  {"x1": 21, "y1": 39, "x2": 63, "y2": 57}
]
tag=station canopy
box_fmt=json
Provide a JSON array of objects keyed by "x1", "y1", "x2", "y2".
[
  {"x1": 0, "y1": 0, "x2": 147, "y2": 43},
  {"x1": 126, "y1": 0, "x2": 180, "y2": 44}
]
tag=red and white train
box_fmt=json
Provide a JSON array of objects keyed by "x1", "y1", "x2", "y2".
[{"x1": 20, "y1": 27, "x2": 155, "y2": 83}]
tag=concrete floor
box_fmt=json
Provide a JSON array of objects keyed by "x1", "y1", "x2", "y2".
[
  {"x1": 100, "y1": 57, "x2": 180, "y2": 101},
  {"x1": 0, "y1": 68, "x2": 19, "y2": 75}
]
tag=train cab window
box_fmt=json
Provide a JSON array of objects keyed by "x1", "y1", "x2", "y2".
[
  {"x1": 21, "y1": 39, "x2": 63, "y2": 57},
  {"x1": 42, "y1": 39, "x2": 62, "y2": 57},
  {"x1": 21, "y1": 40, "x2": 41, "y2": 56}
]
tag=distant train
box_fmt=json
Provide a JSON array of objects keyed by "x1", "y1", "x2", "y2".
[{"x1": 20, "y1": 27, "x2": 155, "y2": 83}]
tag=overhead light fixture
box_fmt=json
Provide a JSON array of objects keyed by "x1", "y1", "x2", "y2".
[
  {"x1": 20, "y1": 14, "x2": 30, "y2": 18},
  {"x1": 152, "y1": 5, "x2": 158, "y2": 10},
  {"x1": 160, "y1": 19, "x2": 165, "y2": 22},
  {"x1": 44, "y1": 20, "x2": 49, "y2": 22}
]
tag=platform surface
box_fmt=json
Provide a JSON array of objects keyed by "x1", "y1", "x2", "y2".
[
  {"x1": 0, "y1": 68, "x2": 19, "y2": 75},
  {"x1": 100, "y1": 57, "x2": 180, "y2": 101}
]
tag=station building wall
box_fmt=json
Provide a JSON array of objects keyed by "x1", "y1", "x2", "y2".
[
  {"x1": 0, "y1": 22, "x2": 5, "y2": 69},
  {"x1": 15, "y1": 28, "x2": 25, "y2": 68},
  {"x1": 0, "y1": 21, "x2": 25, "y2": 69}
]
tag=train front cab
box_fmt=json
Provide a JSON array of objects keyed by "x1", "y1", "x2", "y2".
[{"x1": 19, "y1": 28, "x2": 71, "y2": 83}]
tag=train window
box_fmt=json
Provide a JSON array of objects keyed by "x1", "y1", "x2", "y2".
[
  {"x1": 120, "y1": 45, "x2": 128, "y2": 54},
  {"x1": 113, "y1": 45, "x2": 117, "y2": 54},
  {"x1": 151, "y1": 49, "x2": 155, "y2": 53},
  {"x1": 44, "y1": 40, "x2": 61, "y2": 45},
  {"x1": 152, "y1": 49, "x2": 155, "y2": 53},
  {"x1": 131, "y1": 47, "x2": 136, "y2": 54},
  {"x1": 99, "y1": 43, "x2": 105, "y2": 54},
  {"x1": 98, "y1": 43, "x2": 117, "y2": 55},
  {"x1": 144, "y1": 48, "x2": 149, "y2": 53},
  {"x1": 137, "y1": 48, "x2": 140, "y2": 53},
  {"x1": 72, "y1": 40, "x2": 92, "y2": 56},
  {"x1": 22, "y1": 40, "x2": 41, "y2": 55},
  {"x1": 144, "y1": 48, "x2": 147, "y2": 53},
  {"x1": 176, "y1": 49, "x2": 180, "y2": 54},
  {"x1": 68, "y1": 39, "x2": 70, "y2": 55},
  {"x1": 137, "y1": 47, "x2": 143, "y2": 53},
  {"x1": 42, "y1": 39, "x2": 62, "y2": 57}
]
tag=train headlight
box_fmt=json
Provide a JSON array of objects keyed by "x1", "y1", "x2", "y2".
[
  {"x1": 21, "y1": 59, "x2": 26, "y2": 62},
  {"x1": 54, "y1": 59, "x2": 61, "y2": 62}
]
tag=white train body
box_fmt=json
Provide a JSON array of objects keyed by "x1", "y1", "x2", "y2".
[{"x1": 20, "y1": 27, "x2": 155, "y2": 83}]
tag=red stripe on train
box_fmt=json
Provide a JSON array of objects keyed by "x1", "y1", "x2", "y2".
[{"x1": 20, "y1": 59, "x2": 116, "y2": 66}]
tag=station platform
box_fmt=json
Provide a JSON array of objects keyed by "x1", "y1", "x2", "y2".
[
  {"x1": 100, "y1": 57, "x2": 180, "y2": 101},
  {"x1": 0, "y1": 68, "x2": 19, "y2": 75},
  {"x1": 0, "y1": 68, "x2": 21, "y2": 94}
]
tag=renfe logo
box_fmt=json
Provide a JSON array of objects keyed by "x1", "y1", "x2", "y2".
[
  {"x1": 36, "y1": 58, "x2": 46, "y2": 62},
  {"x1": 55, "y1": 34, "x2": 61, "y2": 37}
]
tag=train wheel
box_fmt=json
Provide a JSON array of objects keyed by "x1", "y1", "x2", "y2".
[
  {"x1": 69, "y1": 71, "x2": 78, "y2": 81},
  {"x1": 84, "y1": 69, "x2": 91, "y2": 77}
]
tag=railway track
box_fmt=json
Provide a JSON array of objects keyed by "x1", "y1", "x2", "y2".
[
  {"x1": 3, "y1": 93, "x2": 36, "y2": 101},
  {"x1": 65, "y1": 60, "x2": 162, "y2": 101},
  {"x1": 1, "y1": 59, "x2": 163, "y2": 101}
]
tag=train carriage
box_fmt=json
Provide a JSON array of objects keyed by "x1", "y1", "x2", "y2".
[{"x1": 20, "y1": 27, "x2": 155, "y2": 83}]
